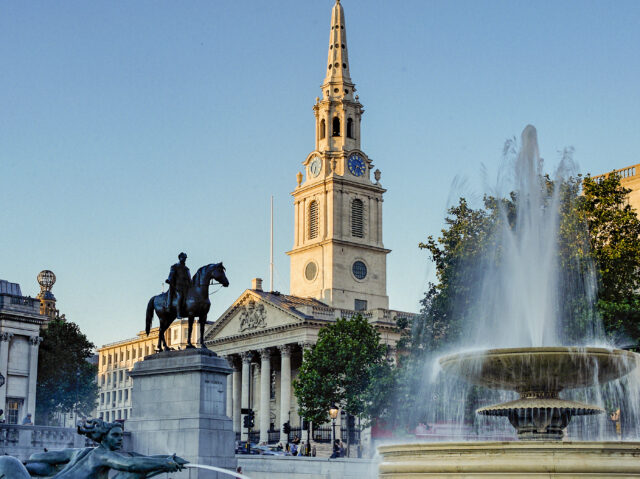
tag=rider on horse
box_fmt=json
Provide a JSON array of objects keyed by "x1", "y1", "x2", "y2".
[{"x1": 166, "y1": 252, "x2": 191, "y2": 319}]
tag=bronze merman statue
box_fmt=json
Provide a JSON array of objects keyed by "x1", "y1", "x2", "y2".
[
  {"x1": 0, "y1": 418, "x2": 186, "y2": 478},
  {"x1": 147, "y1": 262, "x2": 229, "y2": 352}
]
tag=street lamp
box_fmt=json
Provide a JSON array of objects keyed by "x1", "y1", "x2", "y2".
[{"x1": 329, "y1": 404, "x2": 339, "y2": 446}]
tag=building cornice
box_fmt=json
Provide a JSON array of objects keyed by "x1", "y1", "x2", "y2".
[{"x1": 286, "y1": 238, "x2": 391, "y2": 256}]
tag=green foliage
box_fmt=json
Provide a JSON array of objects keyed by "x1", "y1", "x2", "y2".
[
  {"x1": 293, "y1": 315, "x2": 391, "y2": 426},
  {"x1": 580, "y1": 175, "x2": 640, "y2": 346},
  {"x1": 36, "y1": 319, "x2": 99, "y2": 424}
]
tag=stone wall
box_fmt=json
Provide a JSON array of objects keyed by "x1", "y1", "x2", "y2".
[
  {"x1": 238, "y1": 455, "x2": 377, "y2": 479},
  {"x1": 0, "y1": 424, "x2": 88, "y2": 462}
]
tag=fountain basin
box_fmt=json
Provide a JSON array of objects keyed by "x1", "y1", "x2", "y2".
[
  {"x1": 378, "y1": 441, "x2": 640, "y2": 478},
  {"x1": 438, "y1": 347, "x2": 639, "y2": 440},
  {"x1": 439, "y1": 347, "x2": 639, "y2": 393}
]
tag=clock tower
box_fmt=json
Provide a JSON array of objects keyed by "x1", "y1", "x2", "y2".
[{"x1": 287, "y1": 0, "x2": 390, "y2": 311}]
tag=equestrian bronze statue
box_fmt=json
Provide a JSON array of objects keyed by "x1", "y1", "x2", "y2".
[
  {"x1": 146, "y1": 261, "x2": 229, "y2": 352},
  {"x1": 0, "y1": 418, "x2": 187, "y2": 478}
]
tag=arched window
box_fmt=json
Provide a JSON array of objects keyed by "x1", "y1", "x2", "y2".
[
  {"x1": 308, "y1": 200, "x2": 319, "y2": 239},
  {"x1": 332, "y1": 117, "x2": 341, "y2": 137},
  {"x1": 347, "y1": 118, "x2": 353, "y2": 138},
  {"x1": 351, "y1": 198, "x2": 364, "y2": 238},
  {"x1": 320, "y1": 119, "x2": 326, "y2": 139}
]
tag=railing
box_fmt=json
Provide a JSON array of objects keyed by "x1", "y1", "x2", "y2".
[
  {"x1": 312, "y1": 426, "x2": 361, "y2": 444},
  {"x1": 268, "y1": 428, "x2": 280, "y2": 443}
]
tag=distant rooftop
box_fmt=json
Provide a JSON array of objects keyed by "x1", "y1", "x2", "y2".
[{"x1": 0, "y1": 280, "x2": 23, "y2": 296}]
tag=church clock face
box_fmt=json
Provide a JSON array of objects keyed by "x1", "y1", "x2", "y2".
[
  {"x1": 309, "y1": 156, "x2": 322, "y2": 177},
  {"x1": 347, "y1": 153, "x2": 366, "y2": 177}
]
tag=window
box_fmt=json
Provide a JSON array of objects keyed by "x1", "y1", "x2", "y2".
[
  {"x1": 124, "y1": 409, "x2": 128, "y2": 420},
  {"x1": 320, "y1": 119, "x2": 326, "y2": 139},
  {"x1": 351, "y1": 199, "x2": 364, "y2": 238},
  {"x1": 332, "y1": 117, "x2": 340, "y2": 137},
  {"x1": 355, "y1": 299, "x2": 368, "y2": 311},
  {"x1": 347, "y1": 118, "x2": 353, "y2": 138},
  {"x1": 173, "y1": 329, "x2": 178, "y2": 340},
  {"x1": 99, "y1": 412, "x2": 104, "y2": 420},
  {"x1": 118, "y1": 390, "x2": 122, "y2": 402},
  {"x1": 126, "y1": 350, "x2": 130, "y2": 360},
  {"x1": 119, "y1": 371, "x2": 123, "y2": 382},
  {"x1": 132, "y1": 349, "x2": 137, "y2": 359},
  {"x1": 101, "y1": 393, "x2": 105, "y2": 405},
  {"x1": 125, "y1": 389, "x2": 129, "y2": 402},
  {"x1": 105, "y1": 412, "x2": 109, "y2": 422},
  {"x1": 6, "y1": 399, "x2": 21, "y2": 425},
  {"x1": 106, "y1": 392, "x2": 111, "y2": 403},
  {"x1": 308, "y1": 200, "x2": 319, "y2": 239},
  {"x1": 352, "y1": 261, "x2": 367, "y2": 280}
]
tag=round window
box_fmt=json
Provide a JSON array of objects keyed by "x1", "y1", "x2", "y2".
[
  {"x1": 352, "y1": 261, "x2": 367, "y2": 280},
  {"x1": 305, "y1": 262, "x2": 318, "y2": 281}
]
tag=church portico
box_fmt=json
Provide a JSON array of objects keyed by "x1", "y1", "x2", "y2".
[{"x1": 206, "y1": 279, "x2": 411, "y2": 445}]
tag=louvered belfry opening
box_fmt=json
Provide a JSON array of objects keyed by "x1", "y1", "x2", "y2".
[
  {"x1": 309, "y1": 200, "x2": 319, "y2": 239},
  {"x1": 351, "y1": 198, "x2": 364, "y2": 237}
]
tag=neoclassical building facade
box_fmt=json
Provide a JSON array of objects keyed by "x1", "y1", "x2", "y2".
[
  {"x1": 205, "y1": 0, "x2": 415, "y2": 445},
  {"x1": 0, "y1": 280, "x2": 45, "y2": 424}
]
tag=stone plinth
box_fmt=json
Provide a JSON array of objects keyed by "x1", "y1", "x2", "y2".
[
  {"x1": 378, "y1": 441, "x2": 640, "y2": 478},
  {"x1": 127, "y1": 349, "x2": 236, "y2": 479}
]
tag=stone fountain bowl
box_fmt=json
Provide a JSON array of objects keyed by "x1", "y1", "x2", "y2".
[{"x1": 439, "y1": 346, "x2": 639, "y2": 394}]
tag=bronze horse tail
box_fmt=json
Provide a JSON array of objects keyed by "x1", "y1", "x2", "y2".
[{"x1": 145, "y1": 297, "x2": 155, "y2": 335}]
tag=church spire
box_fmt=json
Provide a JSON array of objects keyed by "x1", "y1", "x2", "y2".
[{"x1": 323, "y1": 0, "x2": 352, "y2": 89}]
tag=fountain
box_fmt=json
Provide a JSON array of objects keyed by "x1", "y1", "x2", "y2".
[{"x1": 378, "y1": 126, "x2": 640, "y2": 477}]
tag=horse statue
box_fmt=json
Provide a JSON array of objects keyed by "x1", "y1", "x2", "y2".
[
  {"x1": 0, "y1": 418, "x2": 186, "y2": 478},
  {"x1": 146, "y1": 262, "x2": 228, "y2": 352}
]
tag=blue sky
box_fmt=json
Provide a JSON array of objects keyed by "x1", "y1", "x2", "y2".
[{"x1": 2, "y1": 0, "x2": 639, "y2": 347}]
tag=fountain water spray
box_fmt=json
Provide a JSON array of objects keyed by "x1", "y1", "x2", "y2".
[{"x1": 186, "y1": 464, "x2": 252, "y2": 479}]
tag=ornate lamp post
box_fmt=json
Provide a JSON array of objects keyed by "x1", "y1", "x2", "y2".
[{"x1": 329, "y1": 404, "x2": 339, "y2": 445}]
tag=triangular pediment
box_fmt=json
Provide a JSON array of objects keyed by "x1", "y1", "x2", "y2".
[{"x1": 205, "y1": 290, "x2": 319, "y2": 342}]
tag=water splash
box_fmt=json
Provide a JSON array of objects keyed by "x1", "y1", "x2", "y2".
[{"x1": 186, "y1": 464, "x2": 252, "y2": 479}]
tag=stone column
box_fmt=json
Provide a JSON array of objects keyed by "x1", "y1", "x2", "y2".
[
  {"x1": 240, "y1": 352, "x2": 252, "y2": 441},
  {"x1": 298, "y1": 342, "x2": 313, "y2": 445},
  {"x1": 223, "y1": 357, "x2": 233, "y2": 419},
  {"x1": 232, "y1": 358, "x2": 241, "y2": 433},
  {"x1": 279, "y1": 345, "x2": 292, "y2": 444},
  {"x1": 27, "y1": 336, "x2": 42, "y2": 422},
  {"x1": 258, "y1": 349, "x2": 271, "y2": 444},
  {"x1": 0, "y1": 333, "x2": 13, "y2": 412}
]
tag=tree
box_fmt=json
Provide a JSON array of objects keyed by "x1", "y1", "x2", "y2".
[
  {"x1": 36, "y1": 319, "x2": 99, "y2": 424},
  {"x1": 579, "y1": 174, "x2": 640, "y2": 347},
  {"x1": 293, "y1": 315, "x2": 392, "y2": 432}
]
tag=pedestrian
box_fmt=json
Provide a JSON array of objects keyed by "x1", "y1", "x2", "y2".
[
  {"x1": 21, "y1": 413, "x2": 33, "y2": 426},
  {"x1": 236, "y1": 466, "x2": 243, "y2": 478},
  {"x1": 330, "y1": 438, "x2": 340, "y2": 458}
]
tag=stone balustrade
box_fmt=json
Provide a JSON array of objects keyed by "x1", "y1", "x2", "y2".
[{"x1": 0, "y1": 424, "x2": 90, "y2": 461}]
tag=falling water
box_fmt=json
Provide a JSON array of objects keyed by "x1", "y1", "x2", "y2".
[
  {"x1": 186, "y1": 464, "x2": 252, "y2": 479},
  {"x1": 406, "y1": 125, "x2": 640, "y2": 441}
]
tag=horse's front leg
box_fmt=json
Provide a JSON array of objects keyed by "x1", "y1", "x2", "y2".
[
  {"x1": 199, "y1": 314, "x2": 208, "y2": 349},
  {"x1": 185, "y1": 316, "x2": 196, "y2": 349}
]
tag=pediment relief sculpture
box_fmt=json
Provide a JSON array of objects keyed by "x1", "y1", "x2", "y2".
[{"x1": 239, "y1": 300, "x2": 267, "y2": 332}]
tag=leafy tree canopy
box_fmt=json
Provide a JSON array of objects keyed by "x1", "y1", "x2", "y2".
[
  {"x1": 293, "y1": 315, "x2": 392, "y2": 426},
  {"x1": 36, "y1": 319, "x2": 99, "y2": 424}
]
